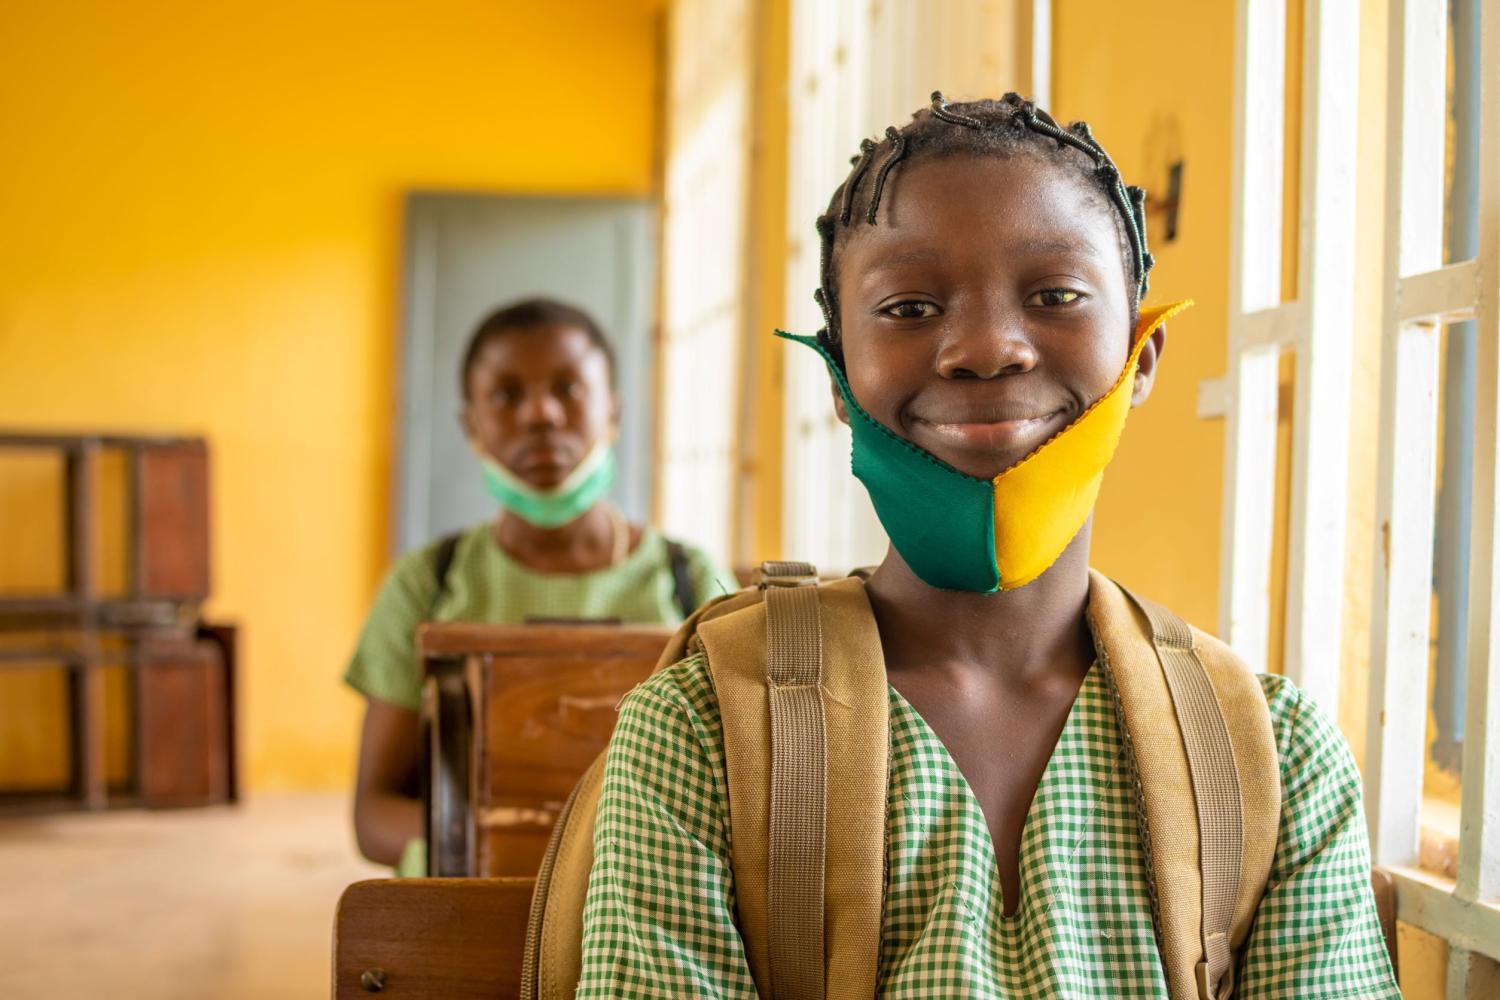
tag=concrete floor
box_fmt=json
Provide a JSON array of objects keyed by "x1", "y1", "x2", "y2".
[{"x1": 0, "y1": 794, "x2": 384, "y2": 999}]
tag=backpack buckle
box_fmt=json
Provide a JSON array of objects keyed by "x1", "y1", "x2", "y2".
[{"x1": 752, "y1": 560, "x2": 819, "y2": 589}]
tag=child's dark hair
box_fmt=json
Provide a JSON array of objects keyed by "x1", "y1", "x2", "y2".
[
  {"x1": 814, "y1": 92, "x2": 1155, "y2": 363},
  {"x1": 460, "y1": 297, "x2": 617, "y2": 398}
]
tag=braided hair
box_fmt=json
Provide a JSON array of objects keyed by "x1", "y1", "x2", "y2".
[{"x1": 814, "y1": 92, "x2": 1154, "y2": 364}]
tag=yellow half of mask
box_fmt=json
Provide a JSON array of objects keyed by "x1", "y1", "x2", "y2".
[{"x1": 993, "y1": 299, "x2": 1193, "y2": 588}]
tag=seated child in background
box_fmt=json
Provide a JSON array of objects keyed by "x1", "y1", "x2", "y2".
[{"x1": 345, "y1": 298, "x2": 735, "y2": 875}]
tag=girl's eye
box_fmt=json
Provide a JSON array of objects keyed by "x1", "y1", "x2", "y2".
[
  {"x1": 883, "y1": 300, "x2": 940, "y2": 319},
  {"x1": 557, "y1": 380, "x2": 586, "y2": 400},
  {"x1": 1026, "y1": 288, "x2": 1083, "y2": 307},
  {"x1": 488, "y1": 388, "x2": 521, "y2": 406}
]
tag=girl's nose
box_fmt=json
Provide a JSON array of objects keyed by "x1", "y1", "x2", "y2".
[{"x1": 934, "y1": 311, "x2": 1038, "y2": 379}]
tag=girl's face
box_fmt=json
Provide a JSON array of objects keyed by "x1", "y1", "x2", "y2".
[
  {"x1": 834, "y1": 153, "x2": 1162, "y2": 481},
  {"x1": 462, "y1": 325, "x2": 617, "y2": 490}
]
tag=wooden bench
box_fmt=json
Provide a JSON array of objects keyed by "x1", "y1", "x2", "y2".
[
  {"x1": 332, "y1": 870, "x2": 1401, "y2": 997},
  {"x1": 419, "y1": 622, "x2": 672, "y2": 877}
]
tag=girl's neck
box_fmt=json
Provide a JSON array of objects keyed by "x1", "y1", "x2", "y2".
[
  {"x1": 863, "y1": 523, "x2": 1095, "y2": 689},
  {"x1": 492, "y1": 504, "x2": 624, "y2": 574}
]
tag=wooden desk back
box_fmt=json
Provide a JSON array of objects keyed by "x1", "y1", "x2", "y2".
[
  {"x1": 333, "y1": 878, "x2": 534, "y2": 999},
  {"x1": 419, "y1": 623, "x2": 672, "y2": 876}
]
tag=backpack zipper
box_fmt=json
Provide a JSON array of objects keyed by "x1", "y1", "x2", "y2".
[{"x1": 520, "y1": 755, "x2": 601, "y2": 1000}]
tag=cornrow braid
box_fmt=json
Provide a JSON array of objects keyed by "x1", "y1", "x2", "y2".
[
  {"x1": 1008, "y1": 99, "x2": 1155, "y2": 291},
  {"x1": 839, "y1": 139, "x2": 877, "y2": 225},
  {"x1": 814, "y1": 92, "x2": 1155, "y2": 363},
  {"x1": 865, "y1": 127, "x2": 907, "y2": 224},
  {"x1": 930, "y1": 90, "x2": 984, "y2": 129}
]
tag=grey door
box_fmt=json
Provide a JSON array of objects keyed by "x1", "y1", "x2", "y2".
[{"x1": 395, "y1": 192, "x2": 657, "y2": 555}]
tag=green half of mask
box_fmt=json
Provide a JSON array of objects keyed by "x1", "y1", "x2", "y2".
[
  {"x1": 777, "y1": 331, "x2": 1001, "y2": 591},
  {"x1": 476, "y1": 440, "x2": 616, "y2": 529}
]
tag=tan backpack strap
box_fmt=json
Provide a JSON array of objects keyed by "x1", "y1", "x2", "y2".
[
  {"x1": 701, "y1": 573, "x2": 887, "y2": 1000},
  {"x1": 528, "y1": 565, "x2": 886, "y2": 1000},
  {"x1": 1087, "y1": 570, "x2": 1279, "y2": 1000},
  {"x1": 765, "y1": 577, "x2": 827, "y2": 999},
  {"x1": 1125, "y1": 589, "x2": 1242, "y2": 998},
  {"x1": 525, "y1": 578, "x2": 765, "y2": 999}
]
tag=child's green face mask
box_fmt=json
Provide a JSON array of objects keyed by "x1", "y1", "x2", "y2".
[
  {"x1": 779, "y1": 300, "x2": 1191, "y2": 592},
  {"x1": 475, "y1": 440, "x2": 616, "y2": 529}
]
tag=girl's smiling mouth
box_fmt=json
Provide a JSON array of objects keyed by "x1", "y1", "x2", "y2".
[{"x1": 910, "y1": 410, "x2": 1064, "y2": 454}]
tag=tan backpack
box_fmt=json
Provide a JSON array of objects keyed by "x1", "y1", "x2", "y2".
[{"x1": 520, "y1": 564, "x2": 1280, "y2": 1000}]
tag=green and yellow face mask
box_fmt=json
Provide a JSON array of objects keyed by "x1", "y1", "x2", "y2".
[{"x1": 778, "y1": 299, "x2": 1191, "y2": 592}]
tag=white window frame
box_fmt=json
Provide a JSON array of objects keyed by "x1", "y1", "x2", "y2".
[
  {"x1": 1218, "y1": 0, "x2": 1500, "y2": 986},
  {"x1": 1210, "y1": 0, "x2": 1359, "y2": 719},
  {"x1": 656, "y1": 0, "x2": 756, "y2": 567},
  {"x1": 1362, "y1": 0, "x2": 1500, "y2": 991}
]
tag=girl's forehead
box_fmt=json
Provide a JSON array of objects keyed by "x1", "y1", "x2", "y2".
[{"x1": 845, "y1": 155, "x2": 1123, "y2": 263}]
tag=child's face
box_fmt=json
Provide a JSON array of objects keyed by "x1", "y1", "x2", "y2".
[
  {"x1": 834, "y1": 153, "x2": 1158, "y2": 481},
  {"x1": 462, "y1": 325, "x2": 618, "y2": 490}
]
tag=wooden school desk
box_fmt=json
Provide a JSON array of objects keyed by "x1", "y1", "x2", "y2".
[{"x1": 417, "y1": 621, "x2": 672, "y2": 877}]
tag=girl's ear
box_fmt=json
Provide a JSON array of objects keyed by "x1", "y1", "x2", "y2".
[
  {"x1": 458, "y1": 402, "x2": 477, "y2": 440},
  {"x1": 1130, "y1": 323, "x2": 1168, "y2": 407},
  {"x1": 829, "y1": 373, "x2": 851, "y2": 425}
]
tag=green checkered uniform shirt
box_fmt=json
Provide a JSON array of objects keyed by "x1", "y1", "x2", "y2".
[
  {"x1": 345, "y1": 523, "x2": 736, "y2": 713},
  {"x1": 578, "y1": 654, "x2": 1399, "y2": 998}
]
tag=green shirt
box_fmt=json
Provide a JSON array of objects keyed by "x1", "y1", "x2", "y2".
[
  {"x1": 578, "y1": 655, "x2": 1400, "y2": 999},
  {"x1": 344, "y1": 522, "x2": 737, "y2": 712}
]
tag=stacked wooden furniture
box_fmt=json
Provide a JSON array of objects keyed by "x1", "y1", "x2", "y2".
[
  {"x1": 0, "y1": 432, "x2": 236, "y2": 813},
  {"x1": 418, "y1": 621, "x2": 672, "y2": 876}
]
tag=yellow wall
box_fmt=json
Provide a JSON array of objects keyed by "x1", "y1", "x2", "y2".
[
  {"x1": 1053, "y1": 0, "x2": 1332, "y2": 722},
  {"x1": 0, "y1": 0, "x2": 660, "y2": 791},
  {"x1": 747, "y1": 0, "x2": 790, "y2": 563},
  {"x1": 1056, "y1": 0, "x2": 1391, "y2": 756},
  {"x1": 1053, "y1": 0, "x2": 1236, "y2": 636}
]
